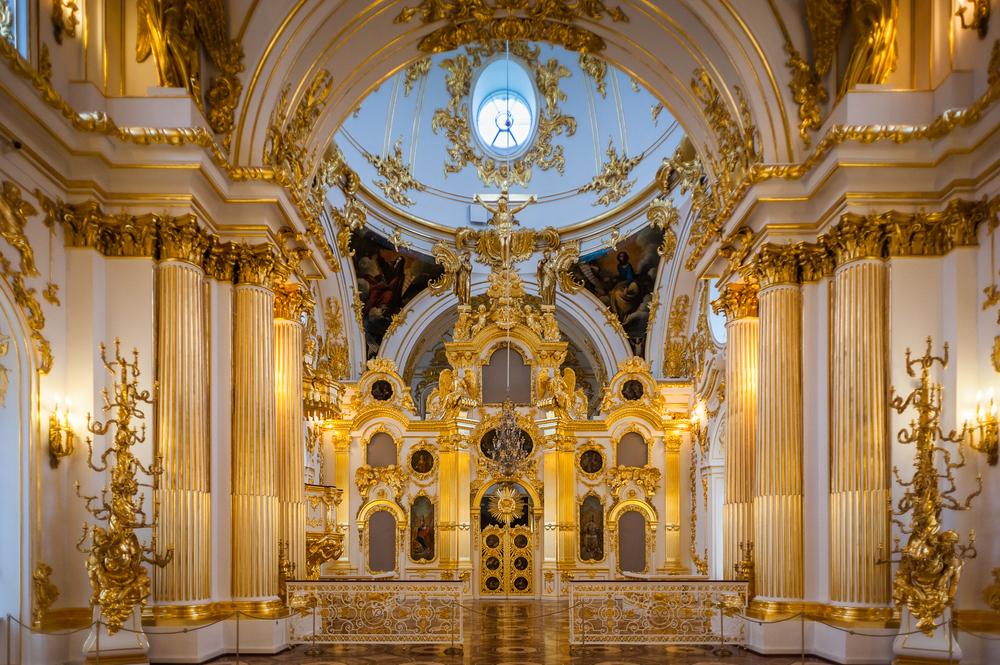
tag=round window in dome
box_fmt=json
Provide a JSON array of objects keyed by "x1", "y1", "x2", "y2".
[
  {"x1": 471, "y1": 58, "x2": 538, "y2": 159},
  {"x1": 476, "y1": 90, "x2": 533, "y2": 154}
]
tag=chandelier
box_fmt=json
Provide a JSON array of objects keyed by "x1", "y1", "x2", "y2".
[{"x1": 485, "y1": 399, "x2": 530, "y2": 478}]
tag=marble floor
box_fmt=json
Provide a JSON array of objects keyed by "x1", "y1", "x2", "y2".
[{"x1": 206, "y1": 601, "x2": 826, "y2": 665}]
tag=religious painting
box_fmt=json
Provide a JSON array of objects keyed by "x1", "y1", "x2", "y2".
[
  {"x1": 578, "y1": 449, "x2": 604, "y2": 476},
  {"x1": 409, "y1": 495, "x2": 436, "y2": 562},
  {"x1": 351, "y1": 230, "x2": 443, "y2": 359},
  {"x1": 409, "y1": 447, "x2": 436, "y2": 476},
  {"x1": 579, "y1": 495, "x2": 604, "y2": 562},
  {"x1": 572, "y1": 226, "x2": 664, "y2": 357}
]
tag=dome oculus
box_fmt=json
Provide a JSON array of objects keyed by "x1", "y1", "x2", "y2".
[{"x1": 471, "y1": 58, "x2": 538, "y2": 159}]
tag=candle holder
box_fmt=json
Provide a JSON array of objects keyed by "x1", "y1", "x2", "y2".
[
  {"x1": 965, "y1": 390, "x2": 998, "y2": 465},
  {"x1": 47, "y1": 396, "x2": 76, "y2": 468},
  {"x1": 956, "y1": 0, "x2": 991, "y2": 38}
]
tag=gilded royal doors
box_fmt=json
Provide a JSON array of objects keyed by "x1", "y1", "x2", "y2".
[{"x1": 478, "y1": 483, "x2": 534, "y2": 595}]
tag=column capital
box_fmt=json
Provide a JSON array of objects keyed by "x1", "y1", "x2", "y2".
[
  {"x1": 750, "y1": 244, "x2": 802, "y2": 288},
  {"x1": 273, "y1": 283, "x2": 314, "y2": 321},
  {"x1": 711, "y1": 282, "x2": 758, "y2": 321},
  {"x1": 825, "y1": 213, "x2": 886, "y2": 266},
  {"x1": 235, "y1": 243, "x2": 285, "y2": 287},
  {"x1": 158, "y1": 215, "x2": 213, "y2": 265}
]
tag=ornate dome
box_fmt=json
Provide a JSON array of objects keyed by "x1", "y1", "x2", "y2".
[{"x1": 332, "y1": 42, "x2": 683, "y2": 237}]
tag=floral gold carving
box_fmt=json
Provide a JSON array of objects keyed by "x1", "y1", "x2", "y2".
[
  {"x1": 273, "y1": 283, "x2": 313, "y2": 321},
  {"x1": 889, "y1": 338, "x2": 980, "y2": 634},
  {"x1": 75, "y1": 341, "x2": 173, "y2": 633},
  {"x1": 751, "y1": 243, "x2": 802, "y2": 288},
  {"x1": 433, "y1": 43, "x2": 576, "y2": 187},
  {"x1": 785, "y1": 41, "x2": 827, "y2": 146},
  {"x1": 305, "y1": 532, "x2": 344, "y2": 578},
  {"x1": 31, "y1": 562, "x2": 58, "y2": 626},
  {"x1": 365, "y1": 138, "x2": 426, "y2": 207},
  {"x1": 394, "y1": 0, "x2": 627, "y2": 54},
  {"x1": 355, "y1": 464, "x2": 408, "y2": 501},
  {"x1": 579, "y1": 53, "x2": 607, "y2": 97},
  {"x1": 607, "y1": 465, "x2": 661, "y2": 500},
  {"x1": 403, "y1": 57, "x2": 431, "y2": 95},
  {"x1": 577, "y1": 138, "x2": 642, "y2": 206},
  {"x1": 646, "y1": 197, "x2": 680, "y2": 260},
  {"x1": 663, "y1": 295, "x2": 691, "y2": 378},
  {"x1": 0, "y1": 0, "x2": 13, "y2": 44},
  {"x1": 0, "y1": 181, "x2": 39, "y2": 276},
  {"x1": 135, "y1": 0, "x2": 244, "y2": 146}
]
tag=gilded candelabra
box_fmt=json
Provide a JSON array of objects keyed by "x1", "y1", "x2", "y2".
[
  {"x1": 47, "y1": 396, "x2": 76, "y2": 468},
  {"x1": 734, "y1": 541, "x2": 754, "y2": 600},
  {"x1": 964, "y1": 389, "x2": 998, "y2": 465},
  {"x1": 75, "y1": 340, "x2": 173, "y2": 634},
  {"x1": 889, "y1": 338, "x2": 981, "y2": 635}
]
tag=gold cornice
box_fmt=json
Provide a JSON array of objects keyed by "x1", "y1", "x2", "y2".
[{"x1": 711, "y1": 282, "x2": 758, "y2": 321}]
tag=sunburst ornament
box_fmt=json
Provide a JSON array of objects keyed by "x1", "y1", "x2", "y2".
[{"x1": 487, "y1": 485, "x2": 525, "y2": 526}]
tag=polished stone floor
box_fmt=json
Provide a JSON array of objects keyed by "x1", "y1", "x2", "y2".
[{"x1": 207, "y1": 601, "x2": 825, "y2": 664}]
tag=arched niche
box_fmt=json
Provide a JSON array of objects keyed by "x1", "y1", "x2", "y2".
[
  {"x1": 616, "y1": 432, "x2": 649, "y2": 467},
  {"x1": 366, "y1": 431, "x2": 397, "y2": 467},
  {"x1": 358, "y1": 500, "x2": 405, "y2": 576},
  {"x1": 482, "y1": 346, "x2": 531, "y2": 404},
  {"x1": 608, "y1": 500, "x2": 657, "y2": 576}
]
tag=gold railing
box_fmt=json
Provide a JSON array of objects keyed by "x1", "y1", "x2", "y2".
[
  {"x1": 567, "y1": 579, "x2": 748, "y2": 645},
  {"x1": 286, "y1": 579, "x2": 463, "y2": 644}
]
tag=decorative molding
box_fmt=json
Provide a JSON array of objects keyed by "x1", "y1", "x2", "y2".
[
  {"x1": 365, "y1": 139, "x2": 426, "y2": 207},
  {"x1": 578, "y1": 138, "x2": 642, "y2": 206},
  {"x1": 393, "y1": 0, "x2": 627, "y2": 54}
]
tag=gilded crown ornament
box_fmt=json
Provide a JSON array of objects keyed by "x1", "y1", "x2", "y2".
[
  {"x1": 75, "y1": 340, "x2": 173, "y2": 634},
  {"x1": 889, "y1": 337, "x2": 981, "y2": 635}
]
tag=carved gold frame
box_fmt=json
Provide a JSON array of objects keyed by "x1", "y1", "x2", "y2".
[
  {"x1": 611, "y1": 422, "x2": 654, "y2": 467},
  {"x1": 407, "y1": 491, "x2": 439, "y2": 565},
  {"x1": 608, "y1": 499, "x2": 657, "y2": 576},
  {"x1": 358, "y1": 499, "x2": 406, "y2": 576},
  {"x1": 575, "y1": 441, "x2": 607, "y2": 482},
  {"x1": 407, "y1": 440, "x2": 439, "y2": 483},
  {"x1": 362, "y1": 423, "x2": 403, "y2": 467},
  {"x1": 576, "y1": 491, "x2": 607, "y2": 564}
]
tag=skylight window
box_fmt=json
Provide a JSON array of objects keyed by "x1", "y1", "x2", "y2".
[{"x1": 471, "y1": 57, "x2": 538, "y2": 159}]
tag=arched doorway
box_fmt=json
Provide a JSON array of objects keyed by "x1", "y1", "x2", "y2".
[{"x1": 477, "y1": 482, "x2": 535, "y2": 596}]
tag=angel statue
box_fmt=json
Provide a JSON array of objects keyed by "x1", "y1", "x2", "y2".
[
  {"x1": 553, "y1": 367, "x2": 587, "y2": 416},
  {"x1": 459, "y1": 369, "x2": 479, "y2": 404},
  {"x1": 536, "y1": 243, "x2": 583, "y2": 307},
  {"x1": 426, "y1": 368, "x2": 458, "y2": 417},
  {"x1": 429, "y1": 244, "x2": 473, "y2": 306}
]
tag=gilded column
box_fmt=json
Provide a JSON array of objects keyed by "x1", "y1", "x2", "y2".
[
  {"x1": 231, "y1": 246, "x2": 281, "y2": 604},
  {"x1": 712, "y1": 283, "x2": 758, "y2": 579},
  {"x1": 752, "y1": 247, "x2": 804, "y2": 607},
  {"x1": 154, "y1": 217, "x2": 213, "y2": 609},
  {"x1": 662, "y1": 433, "x2": 684, "y2": 572},
  {"x1": 828, "y1": 217, "x2": 891, "y2": 614},
  {"x1": 274, "y1": 283, "x2": 311, "y2": 580}
]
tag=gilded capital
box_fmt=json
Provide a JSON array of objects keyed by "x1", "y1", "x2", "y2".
[
  {"x1": 884, "y1": 199, "x2": 991, "y2": 257},
  {"x1": 825, "y1": 214, "x2": 885, "y2": 266},
  {"x1": 799, "y1": 242, "x2": 834, "y2": 282},
  {"x1": 711, "y1": 282, "x2": 758, "y2": 321},
  {"x1": 273, "y1": 283, "x2": 314, "y2": 321},
  {"x1": 203, "y1": 240, "x2": 237, "y2": 282},
  {"x1": 158, "y1": 215, "x2": 213, "y2": 265},
  {"x1": 234, "y1": 244, "x2": 280, "y2": 286},
  {"x1": 751, "y1": 244, "x2": 801, "y2": 288}
]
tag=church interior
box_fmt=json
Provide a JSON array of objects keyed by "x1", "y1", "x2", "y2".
[{"x1": 2, "y1": 1, "x2": 1000, "y2": 664}]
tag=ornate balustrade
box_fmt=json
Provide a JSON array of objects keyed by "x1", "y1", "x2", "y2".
[
  {"x1": 567, "y1": 579, "x2": 748, "y2": 644},
  {"x1": 286, "y1": 579, "x2": 463, "y2": 644}
]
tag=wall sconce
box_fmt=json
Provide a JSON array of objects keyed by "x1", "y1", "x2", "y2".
[
  {"x1": 50, "y1": 0, "x2": 79, "y2": 44},
  {"x1": 48, "y1": 395, "x2": 76, "y2": 468},
  {"x1": 956, "y1": 0, "x2": 991, "y2": 38},
  {"x1": 690, "y1": 400, "x2": 709, "y2": 457},
  {"x1": 965, "y1": 389, "x2": 998, "y2": 465}
]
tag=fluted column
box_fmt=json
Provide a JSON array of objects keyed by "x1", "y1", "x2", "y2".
[
  {"x1": 712, "y1": 283, "x2": 758, "y2": 580},
  {"x1": 274, "y1": 284, "x2": 311, "y2": 579},
  {"x1": 231, "y1": 246, "x2": 281, "y2": 603},
  {"x1": 154, "y1": 218, "x2": 212, "y2": 608},
  {"x1": 752, "y1": 247, "x2": 804, "y2": 606},
  {"x1": 828, "y1": 217, "x2": 891, "y2": 614}
]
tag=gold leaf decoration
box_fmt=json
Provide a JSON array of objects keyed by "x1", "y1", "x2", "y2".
[
  {"x1": 785, "y1": 42, "x2": 827, "y2": 146},
  {"x1": 662, "y1": 295, "x2": 691, "y2": 378},
  {"x1": 577, "y1": 139, "x2": 642, "y2": 206},
  {"x1": 403, "y1": 57, "x2": 431, "y2": 96},
  {"x1": 0, "y1": 0, "x2": 13, "y2": 44},
  {"x1": 365, "y1": 139, "x2": 426, "y2": 207},
  {"x1": 433, "y1": 42, "x2": 576, "y2": 187},
  {"x1": 579, "y1": 52, "x2": 607, "y2": 97},
  {"x1": 135, "y1": 0, "x2": 244, "y2": 146},
  {"x1": 487, "y1": 485, "x2": 526, "y2": 526},
  {"x1": 394, "y1": 0, "x2": 628, "y2": 54}
]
